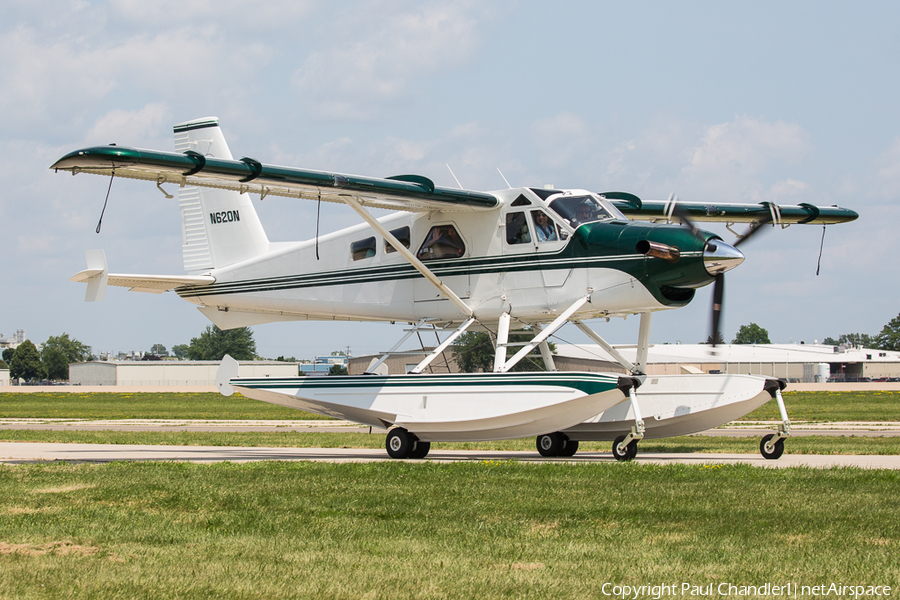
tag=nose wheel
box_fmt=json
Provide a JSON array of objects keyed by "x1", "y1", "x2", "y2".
[
  {"x1": 760, "y1": 433, "x2": 785, "y2": 460},
  {"x1": 612, "y1": 434, "x2": 639, "y2": 461},
  {"x1": 759, "y1": 378, "x2": 790, "y2": 460}
]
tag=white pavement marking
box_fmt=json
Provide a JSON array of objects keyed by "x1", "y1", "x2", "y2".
[{"x1": 1, "y1": 442, "x2": 899, "y2": 469}]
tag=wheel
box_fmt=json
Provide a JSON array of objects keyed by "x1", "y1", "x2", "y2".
[
  {"x1": 612, "y1": 435, "x2": 638, "y2": 462},
  {"x1": 386, "y1": 428, "x2": 413, "y2": 458},
  {"x1": 536, "y1": 432, "x2": 565, "y2": 457},
  {"x1": 760, "y1": 433, "x2": 785, "y2": 460},
  {"x1": 559, "y1": 439, "x2": 579, "y2": 457},
  {"x1": 409, "y1": 440, "x2": 431, "y2": 459},
  {"x1": 626, "y1": 439, "x2": 639, "y2": 460}
]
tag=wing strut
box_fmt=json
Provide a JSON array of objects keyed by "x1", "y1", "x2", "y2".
[
  {"x1": 572, "y1": 320, "x2": 638, "y2": 374},
  {"x1": 409, "y1": 317, "x2": 476, "y2": 374},
  {"x1": 341, "y1": 195, "x2": 473, "y2": 317},
  {"x1": 495, "y1": 295, "x2": 590, "y2": 373}
]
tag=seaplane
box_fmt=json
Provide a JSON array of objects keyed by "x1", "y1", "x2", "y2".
[{"x1": 51, "y1": 117, "x2": 858, "y2": 461}]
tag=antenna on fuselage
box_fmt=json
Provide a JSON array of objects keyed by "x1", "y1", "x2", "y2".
[
  {"x1": 496, "y1": 167, "x2": 512, "y2": 189},
  {"x1": 446, "y1": 164, "x2": 463, "y2": 189}
]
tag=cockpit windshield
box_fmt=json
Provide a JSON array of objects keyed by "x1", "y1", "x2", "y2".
[{"x1": 548, "y1": 195, "x2": 624, "y2": 228}]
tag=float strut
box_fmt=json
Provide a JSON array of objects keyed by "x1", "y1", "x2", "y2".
[
  {"x1": 763, "y1": 378, "x2": 791, "y2": 452},
  {"x1": 615, "y1": 376, "x2": 645, "y2": 454}
]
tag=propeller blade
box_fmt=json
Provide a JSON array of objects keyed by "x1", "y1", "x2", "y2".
[
  {"x1": 734, "y1": 214, "x2": 773, "y2": 248},
  {"x1": 710, "y1": 272, "x2": 725, "y2": 347},
  {"x1": 670, "y1": 203, "x2": 703, "y2": 242}
]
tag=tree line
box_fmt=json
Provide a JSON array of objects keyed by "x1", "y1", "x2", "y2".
[
  {"x1": 1, "y1": 326, "x2": 258, "y2": 383},
  {"x1": 822, "y1": 313, "x2": 900, "y2": 351}
]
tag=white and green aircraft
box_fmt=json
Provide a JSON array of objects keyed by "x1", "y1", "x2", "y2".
[{"x1": 52, "y1": 117, "x2": 857, "y2": 461}]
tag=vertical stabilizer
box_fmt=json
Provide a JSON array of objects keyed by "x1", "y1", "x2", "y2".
[{"x1": 173, "y1": 117, "x2": 269, "y2": 273}]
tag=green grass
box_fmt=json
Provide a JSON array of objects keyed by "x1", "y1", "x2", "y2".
[
  {"x1": 2, "y1": 429, "x2": 899, "y2": 455},
  {"x1": 0, "y1": 461, "x2": 897, "y2": 599},
  {"x1": 0, "y1": 392, "x2": 329, "y2": 420},
  {"x1": 741, "y1": 390, "x2": 900, "y2": 422}
]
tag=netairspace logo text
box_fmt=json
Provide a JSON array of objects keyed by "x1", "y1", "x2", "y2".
[{"x1": 600, "y1": 582, "x2": 892, "y2": 599}]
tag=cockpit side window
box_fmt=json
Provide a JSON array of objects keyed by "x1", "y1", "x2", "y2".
[
  {"x1": 548, "y1": 195, "x2": 612, "y2": 228},
  {"x1": 417, "y1": 225, "x2": 465, "y2": 260},
  {"x1": 531, "y1": 210, "x2": 560, "y2": 242},
  {"x1": 505, "y1": 212, "x2": 531, "y2": 245}
]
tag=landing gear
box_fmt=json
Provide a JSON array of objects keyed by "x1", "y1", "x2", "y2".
[
  {"x1": 559, "y1": 439, "x2": 579, "y2": 457},
  {"x1": 610, "y1": 376, "x2": 644, "y2": 462},
  {"x1": 759, "y1": 433, "x2": 785, "y2": 460},
  {"x1": 386, "y1": 427, "x2": 430, "y2": 459},
  {"x1": 409, "y1": 441, "x2": 431, "y2": 459},
  {"x1": 537, "y1": 432, "x2": 564, "y2": 457},
  {"x1": 759, "y1": 378, "x2": 790, "y2": 460},
  {"x1": 536, "y1": 432, "x2": 578, "y2": 457},
  {"x1": 612, "y1": 434, "x2": 638, "y2": 461}
]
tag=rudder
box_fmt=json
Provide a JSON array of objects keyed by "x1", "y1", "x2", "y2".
[{"x1": 173, "y1": 117, "x2": 269, "y2": 273}]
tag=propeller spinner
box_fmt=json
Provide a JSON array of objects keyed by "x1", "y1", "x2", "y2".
[{"x1": 670, "y1": 199, "x2": 771, "y2": 347}]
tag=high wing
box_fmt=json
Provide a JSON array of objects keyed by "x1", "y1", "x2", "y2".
[
  {"x1": 50, "y1": 145, "x2": 499, "y2": 214},
  {"x1": 599, "y1": 191, "x2": 858, "y2": 225}
]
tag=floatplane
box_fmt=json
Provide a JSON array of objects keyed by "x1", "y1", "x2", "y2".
[{"x1": 52, "y1": 117, "x2": 857, "y2": 460}]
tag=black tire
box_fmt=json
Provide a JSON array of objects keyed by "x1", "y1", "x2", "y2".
[
  {"x1": 536, "y1": 432, "x2": 565, "y2": 457},
  {"x1": 386, "y1": 428, "x2": 413, "y2": 458},
  {"x1": 760, "y1": 433, "x2": 785, "y2": 460},
  {"x1": 559, "y1": 439, "x2": 579, "y2": 457},
  {"x1": 409, "y1": 440, "x2": 431, "y2": 459},
  {"x1": 612, "y1": 434, "x2": 637, "y2": 462},
  {"x1": 626, "y1": 439, "x2": 639, "y2": 460}
]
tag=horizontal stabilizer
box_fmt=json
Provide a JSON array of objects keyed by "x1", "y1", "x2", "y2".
[{"x1": 71, "y1": 268, "x2": 214, "y2": 295}]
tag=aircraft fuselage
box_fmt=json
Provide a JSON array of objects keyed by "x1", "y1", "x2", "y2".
[{"x1": 177, "y1": 187, "x2": 719, "y2": 328}]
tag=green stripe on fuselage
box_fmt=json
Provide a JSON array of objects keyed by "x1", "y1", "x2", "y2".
[{"x1": 178, "y1": 221, "x2": 709, "y2": 307}]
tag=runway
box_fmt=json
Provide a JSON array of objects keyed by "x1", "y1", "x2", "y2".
[
  {"x1": 2, "y1": 419, "x2": 898, "y2": 468},
  {"x1": 1, "y1": 441, "x2": 899, "y2": 469},
  {"x1": 2, "y1": 418, "x2": 899, "y2": 436}
]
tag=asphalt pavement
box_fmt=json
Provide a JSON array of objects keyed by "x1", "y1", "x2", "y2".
[{"x1": 2, "y1": 419, "x2": 898, "y2": 468}]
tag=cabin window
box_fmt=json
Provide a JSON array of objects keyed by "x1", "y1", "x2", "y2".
[
  {"x1": 384, "y1": 226, "x2": 411, "y2": 254},
  {"x1": 417, "y1": 225, "x2": 465, "y2": 260},
  {"x1": 531, "y1": 210, "x2": 560, "y2": 242},
  {"x1": 505, "y1": 212, "x2": 531, "y2": 245},
  {"x1": 350, "y1": 237, "x2": 377, "y2": 261},
  {"x1": 511, "y1": 194, "x2": 532, "y2": 206}
]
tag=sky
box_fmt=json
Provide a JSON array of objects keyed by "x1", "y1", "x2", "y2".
[{"x1": 1, "y1": 0, "x2": 898, "y2": 361}]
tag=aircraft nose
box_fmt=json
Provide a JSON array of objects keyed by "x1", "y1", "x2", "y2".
[{"x1": 703, "y1": 240, "x2": 744, "y2": 275}]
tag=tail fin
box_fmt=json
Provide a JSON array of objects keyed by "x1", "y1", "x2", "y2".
[{"x1": 173, "y1": 117, "x2": 269, "y2": 273}]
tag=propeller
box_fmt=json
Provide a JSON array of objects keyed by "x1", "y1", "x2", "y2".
[{"x1": 668, "y1": 196, "x2": 772, "y2": 347}]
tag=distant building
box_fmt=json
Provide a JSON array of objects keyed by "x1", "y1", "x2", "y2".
[
  {"x1": 349, "y1": 343, "x2": 900, "y2": 382},
  {"x1": 0, "y1": 369, "x2": 9, "y2": 386},
  {"x1": 556, "y1": 343, "x2": 900, "y2": 383},
  {"x1": 301, "y1": 354, "x2": 349, "y2": 375},
  {"x1": 69, "y1": 360, "x2": 299, "y2": 386},
  {"x1": 0, "y1": 330, "x2": 25, "y2": 351}
]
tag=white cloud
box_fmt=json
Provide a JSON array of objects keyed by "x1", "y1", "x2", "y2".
[
  {"x1": 292, "y1": 2, "x2": 490, "y2": 120},
  {"x1": 85, "y1": 104, "x2": 170, "y2": 146},
  {"x1": 682, "y1": 115, "x2": 811, "y2": 191},
  {"x1": 531, "y1": 112, "x2": 591, "y2": 170},
  {"x1": 767, "y1": 178, "x2": 808, "y2": 199}
]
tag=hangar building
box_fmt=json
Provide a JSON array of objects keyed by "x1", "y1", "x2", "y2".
[{"x1": 68, "y1": 360, "x2": 299, "y2": 386}]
